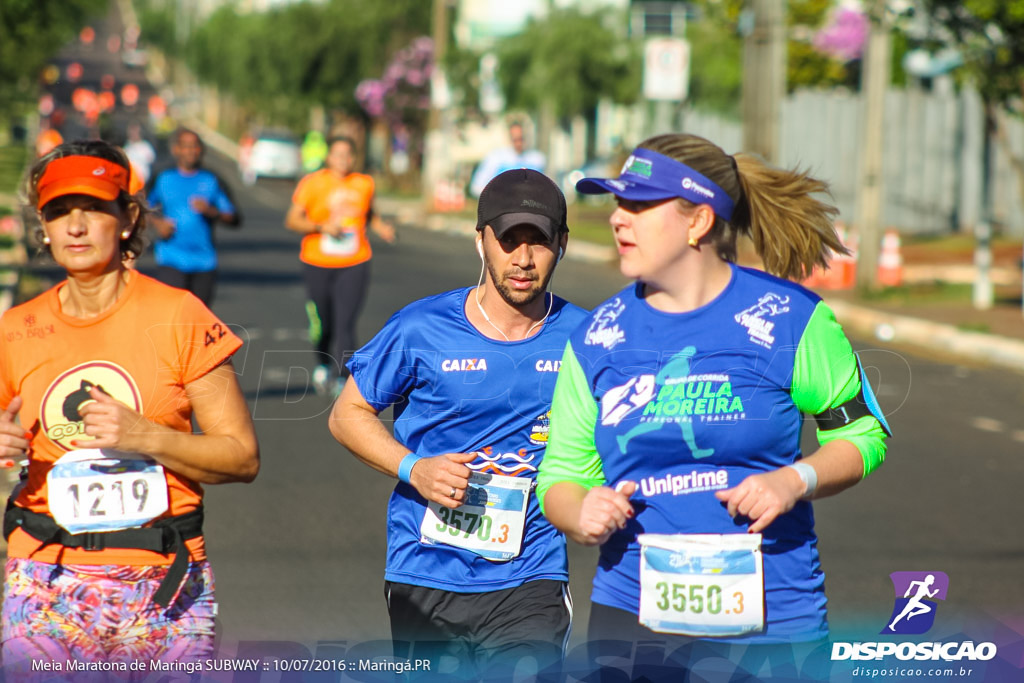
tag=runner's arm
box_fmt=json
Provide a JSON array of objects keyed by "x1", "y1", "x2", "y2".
[
  {"x1": 329, "y1": 378, "x2": 413, "y2": 478},
  {"x1": 75, "y1": 362, "x2": 259, "y2": 484},
  {"x1": 790, "y1": 301, "x2": 890, "y2": 488},
  {"x1": 329, "y1": 378, "x2": 473, "y2": 509},
  {"x1": 212, "y1": 171, "x2": 241, "y2": 227},
  {"x1": 284, "y1": 202, "x2": 319, "y2": 234},
  {"x1": 146, "y1": 177, "x2": 175, "y2": 239},
  {"x1": 369, "y1": 210, "x2": 396, "y2": 244},
  {"x1": 715, "y1": 302, "x2": 889, "y2": 532},
  {"x1": 537, "y1": 342, "x2": 631, "y2": 544}
]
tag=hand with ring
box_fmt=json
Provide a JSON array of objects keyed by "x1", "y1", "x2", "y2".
[{"x1": 407, "y1": 452, "x2": 474, "y2": 510}]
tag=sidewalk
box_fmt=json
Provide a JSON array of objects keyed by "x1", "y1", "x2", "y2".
[{"x1": 377, "y1": 194, "x2": 1024, "y2": 374}]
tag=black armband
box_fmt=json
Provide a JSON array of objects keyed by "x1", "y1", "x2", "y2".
[
  {"x1": 814, "y1": 394, "x2": 874, "y2": 431},
  {"x1": 813, "y1": 356, "x2": 893, "y2": 437}
]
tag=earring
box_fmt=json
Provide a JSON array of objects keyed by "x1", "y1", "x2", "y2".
[
  {"x1": 121, "y1": 230, "x2": 131, "y2": 240},
  {"x1": 42, "y1": 235, "x2": 51, "y2": 245},
  {"x1": 688, "y1": 237, "x2": 699, "y2": 248}
]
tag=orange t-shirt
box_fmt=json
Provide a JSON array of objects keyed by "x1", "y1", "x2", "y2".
[
  {"x1": 0, "y1": 270, "x2": 243, "y2": 565},
  {"x1": 292, "y1": 169, "x2": 375, "y2": 268}
]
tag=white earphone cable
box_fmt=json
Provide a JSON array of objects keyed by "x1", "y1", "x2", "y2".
[{"x1": 475, "y1": 248, "x2": 554, "y2": 342}]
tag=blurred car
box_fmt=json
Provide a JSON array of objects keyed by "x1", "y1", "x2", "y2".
[
  {"x1": 122, "y1": 48, "x2": 149, "y2": 69},
  {"x1": 241, "y1": 130, "x2": 302, "y2": 184}
]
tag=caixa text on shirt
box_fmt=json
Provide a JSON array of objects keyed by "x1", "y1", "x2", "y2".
[{"x1": 439, "y1": 358, "x2": 562, "y2": 372}]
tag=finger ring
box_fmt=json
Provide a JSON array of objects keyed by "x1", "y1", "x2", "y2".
[{"x1": 449, "y1": 487, "x2": 457, "y2": 499}]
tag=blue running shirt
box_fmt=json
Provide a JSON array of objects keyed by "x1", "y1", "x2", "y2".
[
  {"x1": 538, "y1": 264, "x2": 888, "y2": 643},
  {"x1": 347, "y1": 288, "x2": 588, "y2": 592},
  {"x1": 148, "y1": 168, "x2": 235, "y2": 272}
]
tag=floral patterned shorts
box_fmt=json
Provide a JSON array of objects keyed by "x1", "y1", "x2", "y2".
[{"x1": 2, "y1": 558, "x2": 216, "y2": 680}]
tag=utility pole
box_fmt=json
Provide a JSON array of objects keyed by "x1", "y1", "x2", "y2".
[
  {"x1": 855, "y1": 0, "x2": 892, "y2": 292},
  {"x1": 741, "y1": 0, "x2": 786, "y2": 164},
  {"x1": 974, "y1": 104, "x2": 994, "y2": 310},
  {"x1": 422, "y1": 0, "x2": 450, "y2": 208},
  {"x1": 429, "y1": 0, "x2": 449, "y2": 126}
]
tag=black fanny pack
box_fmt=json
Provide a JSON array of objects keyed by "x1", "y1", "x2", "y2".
[{"x1": 3, "y1": 502, "x2": 204, "y2": 608}]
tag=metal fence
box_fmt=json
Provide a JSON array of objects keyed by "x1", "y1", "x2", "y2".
[{"x1": 678, "y1": 88, "x2": 1024, "y2": 236}]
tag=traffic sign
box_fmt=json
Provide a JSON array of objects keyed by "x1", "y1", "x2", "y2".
[{"x1": 643, "y1": 37, "x2": 690, "y2": 102}]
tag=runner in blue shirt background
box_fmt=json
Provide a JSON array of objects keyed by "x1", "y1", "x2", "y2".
[
  {"x1": 148, "y1": 128, "x2": 240, "y2": 306},
  {"x1": 538, "y1": 133, "x2": 891, "y2": 682},
  {"x1": 329, "y1": 169, "x2": 585, "y2": 681}
]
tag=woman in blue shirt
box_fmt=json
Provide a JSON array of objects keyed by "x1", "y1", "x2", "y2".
[{"x1": 538, "y1": 133, "x2": 890, "y2": 682}]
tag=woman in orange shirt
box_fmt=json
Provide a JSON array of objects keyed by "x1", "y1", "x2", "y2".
[
  {"x1": 0, "y1": 140, "x2": 259, "y2": 673},
  {"x1": 285, "y1": 136, "x2": 395, "y2": 396}
]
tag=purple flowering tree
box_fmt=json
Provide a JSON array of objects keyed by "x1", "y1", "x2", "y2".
[
  {"x1": 813, "y1": 6, "x2": 869, "y2": 62},
  {"x1": 355, "y1": 36, "x2": 433, "y2": 181}
]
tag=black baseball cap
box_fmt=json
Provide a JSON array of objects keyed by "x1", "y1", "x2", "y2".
[{"x1": 476, "y1": 168, "x2": 568, "y2": 241}]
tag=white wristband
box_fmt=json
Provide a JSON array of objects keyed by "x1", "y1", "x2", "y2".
[{"x1": 787, "y1": 462, "x2": 818, "y2": 500}]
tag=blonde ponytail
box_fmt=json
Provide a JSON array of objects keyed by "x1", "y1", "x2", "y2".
[
  {"x1": 639, "y1": 134, "x2": 848, "y2": 281},
  {"x1": 734, "y1": 153, "x2": 846, "y2": 280}
]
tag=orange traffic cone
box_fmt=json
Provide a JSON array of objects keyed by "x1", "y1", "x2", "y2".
[
  {"x1": 877, "y1": 229, "x2": 903, "y2": 287},
  {"x1": 836, "y1": 225, "x2": 857, "y2": 289},
  {"x1": 433, "y1": 180, "x2": 466, "y2": 212},
  {"x1": 804, "y1": 223, "x2": 857, "y2": 290},
  {"x1": 821, "y1": 223, "x2": 857, "y2": 289}
]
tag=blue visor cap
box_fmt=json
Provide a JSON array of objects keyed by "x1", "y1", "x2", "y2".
[{"x1": 576, "y1": 148, "x2": 735, "y2": 221}]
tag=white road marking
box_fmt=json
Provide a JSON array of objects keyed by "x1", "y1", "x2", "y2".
[{"x1": 970, "y1": 417, "x2": 1005, "y2": 433}]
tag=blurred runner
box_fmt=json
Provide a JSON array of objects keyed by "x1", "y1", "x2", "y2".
[
  {"x1": 238, "y1": 132, "x2": 255, "y2": 186},
  {"x1": 34, "y1": 127, "x2": 63, "y2": 158},
  {"x1": 469, "y1": 121, "x2": 546, "y2": 198},
  {"x1": 148, "y1": 128, "x2": 241, "y2": 306},
  {"x1": 285, "y1": 135, "x2": 395, "y2": 396},
  {"x1": 122, "y1": 121, "x2": 156, "y2": 186},
  {"x1": 301, "y1": 130, "x2": 328, "y2": 173}
]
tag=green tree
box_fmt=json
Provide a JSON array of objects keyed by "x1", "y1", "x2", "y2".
[
  {"x1": 492, "y1": 7, "x2": 641, "y2": 157},
  {"x1": 922, "y1": 1, "x2": 1024, "y2": 107},
  {"x1": 0, "y1": 0, "x2": 110, "y2": 120},
  {"x1": 921, "y1": 1, "x2": 1024, "y2": 209},
  {"x1": 494, "y1": 8, "x2": 640, "y2": 120},
  {"x1": 684, "y1": 0, "x2": 873, "y2": 117},
  {"x1": 135, "y1": 0, "x2": 177, "y2": 57},
  {"x1": 687, "y1": 1, "x2": 745, "y2": 116},
  {"x1": 181, "y1": 0, "x2": 431, "y2": 131}
]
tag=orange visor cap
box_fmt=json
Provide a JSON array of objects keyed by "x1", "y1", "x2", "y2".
[{"x1": 37, "y1": 155, "x2": 130, "y2": 209}]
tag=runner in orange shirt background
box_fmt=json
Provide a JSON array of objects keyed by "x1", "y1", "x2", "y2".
[{"x1": 285, "y1": 135, "x2": 396, "y2": 396}]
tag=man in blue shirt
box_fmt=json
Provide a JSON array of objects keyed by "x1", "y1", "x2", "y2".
[
  {"x1": 148, "y1": 128, "x2": 239, "y2": 305},
  {"x1": 469, "y1": 122, "x2": 546, "y2": 198},
  {"x1": 329, "y1": 169, "x2": 585, "y2": 680}
]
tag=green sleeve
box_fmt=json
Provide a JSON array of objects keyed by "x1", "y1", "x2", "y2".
[
  {"x1": 792, "y1": 302, "x2": 888, "y2": 477},
  {"x1": 536, "y1": 341, "x2": 606, "y2": 513}
]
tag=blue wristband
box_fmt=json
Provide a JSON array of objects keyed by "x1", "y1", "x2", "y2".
[{"x1": 397, "y1": 452, "x2": 422, "y2": 484}]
